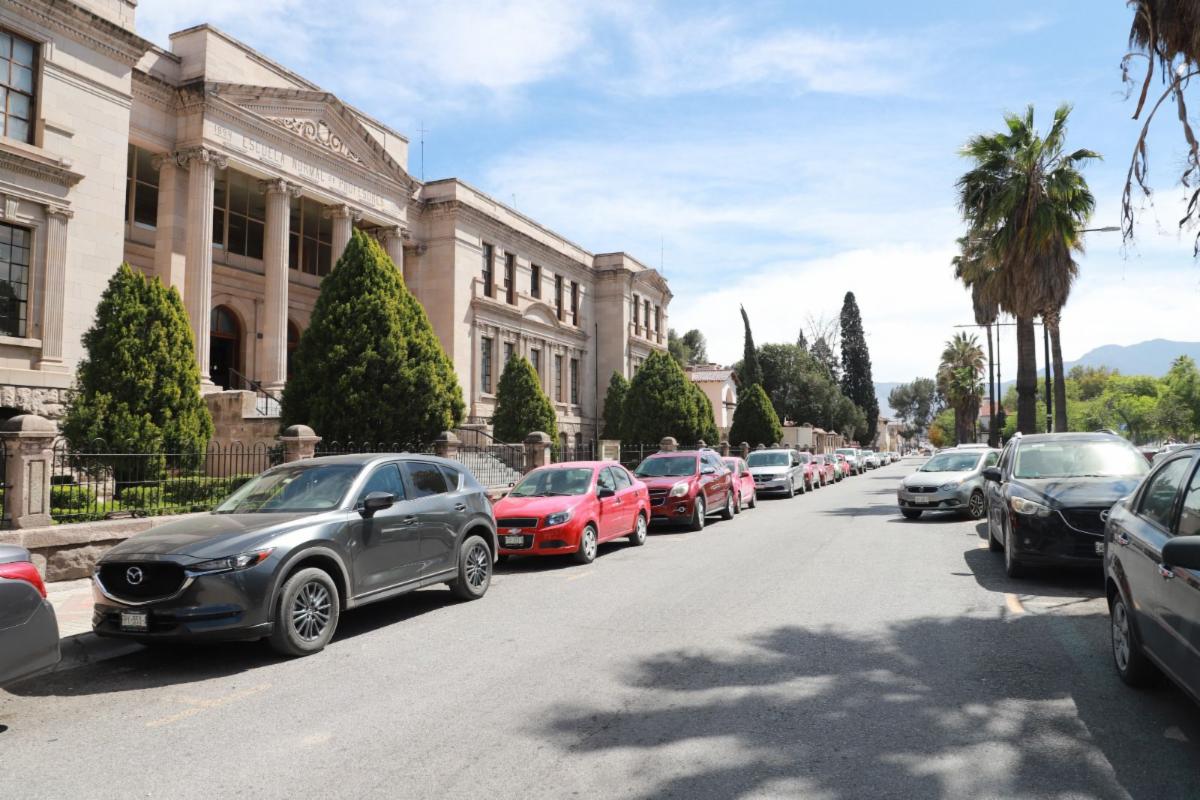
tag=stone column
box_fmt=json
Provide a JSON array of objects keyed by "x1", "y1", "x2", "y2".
[
  {"x1": 434, "y1": 431, "x2": 460, "y2": 460},
  {"x1": 278, "y1": 424, "x2": 321, "y2": 462},
  {"x1": 524, "y1": 431, "x2": 552, "y2": 471},
  {"x1": 0, "y1": 415, "x2": 57, "y2": 529},
  {"x1": 36, "y1": 206, "x2": 71, "y2": 371},
  {"x1": 178, "y1": 146, "x2": 226, "y2": 390},
  {"x1": 379, "y1": 225, "x2": 407, "y2": 272},
  {"x1": 326, "y1": 205, "x2": 360, "y2": 265},
  {"x1": 151, "y1": 155, "x2": 186, "y2": 291},
  {"x1": 260, "y1": 179, "x2": 299, "y2": 394},
  {"x1": 659, "y1": 436, "x2": 678, "y2": 453}
]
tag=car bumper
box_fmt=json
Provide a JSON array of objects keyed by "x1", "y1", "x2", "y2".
[
  {"x1": 497, "y1": 525, "x2": 580, "y2": 555},
  {"x1": 0, "y1": 597, "x2": 60, "y2": 687},
  {"x1": 753, "y1": 478, "x2": 792, "y2": 494},
  {"x1": 897, "y1": 486, "x2": 972, "y2": 511},
  {"x1": 650, "y1": 495, "x2": 699, "y2": 523},
  {"x1": 1007, "y1": 513, "x2": 1104, "y2": 565}
]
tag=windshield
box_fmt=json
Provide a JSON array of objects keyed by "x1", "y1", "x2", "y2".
[
  {"x1": 836, "y1": 449, "x2": 856, "y2": 457},
  {"x1": 509, "y1": 467, "x2": 594, "y2": 497},
  {"x1": 748, "y1": 452, "x2": 791, "y2": 467},
  {"x1": 1013, "y1": 440, "x2": 1150, "y2": 480},
  {"x1": 635, "y1": 455, "x2": 698, "y2": 478},
  {"x1": 920, "y1": 452, "x2": 983, "y2": 473},
  {"x1": 215, "y1": 463, "x2": 361, "y2": 513}
]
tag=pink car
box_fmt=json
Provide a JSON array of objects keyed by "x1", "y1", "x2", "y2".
[{"x1": 722, "y1": 457, "x2": 757, "y2": 512}]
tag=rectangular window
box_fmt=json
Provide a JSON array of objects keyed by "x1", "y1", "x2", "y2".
[
  {"x1": 570, "y1": 358, "x2": 579, "y2": 405},
  {"x1": 655, "y1": 305, "x2": 662, "y2": 336},
  {"x1": 482, "y1": 243, "x2": 494, "y2": 298},
  {"x1": 480, "y1": 336, "x2": 493, "y2": 394},
  {"x1": 644, "y1": 299, "x2": 651, "y2": 334},
  {"x1": 503, "y1": 341, "x2": 514, "y2": 365},
  {"x1": 554, "y1": 354, "x2": 564, "y2": 402},
  {"x1": 125, "y1": 145, "x2": 160, "y2": 230},
  {"x1": 570, "y1": 281, "x2": 579, "y2": 326},
  {"x1": 555, "y1": 275, "x2": 564, "y2": 321},
  {"x1": 633, "y1": 295, "x2": 640, "y2": 326},
  {"x1": 530, "y1": 348, "x2": 542, "y2": 380},
  {"x1": 0, "y1": 31, "x2": 36, "y2": 144},
  {"x1": 213, "y1": 169, "x2": 265, "y2": 260},
  {"x1": 289, "y1": 196, "x2": 333, "y2": 276},
  {"x1": 0, "y1": 222, "x2": 30, "y2": 337},
  {"x1": 504, "y1": 252, "x2": 515, "y2": 304},
  {"x1": 531, "y1": 264, "x2": 541, "y2": 299}
]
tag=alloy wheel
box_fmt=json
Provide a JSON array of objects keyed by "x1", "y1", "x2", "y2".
[
  {"x1": 634, "y1": 514, "x2": 647, "y2": 543},
  {"x1": 465, "y1": 542, "x2": 490, "y2": 588},
  {"x1": 583, "y1": 527, "x2": 598, "y2": 560},
  {"x1": 969, "y1": 491, "x2": 985, "y2": 519},
  {"x1": 1113, "y1": 600, "x2": 1132, "y2": 672},
  {"x1": 291, "y1": 581, "x2": 332, "y2": 642}
]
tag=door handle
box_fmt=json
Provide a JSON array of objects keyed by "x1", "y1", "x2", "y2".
[
  {"x1": 403, "y1": 516, "x2": 418, "y2": 526},
  {"x1": 613, "y1": 499, "x2": 622, "y2": 505},
  {"x1": 1115, "y1": 532, "x2": 1131, "y2": 546},
  {"x1": 454, "y1": 503, "x2": 467, "y2": 512},
  {"x1": 1158, "y1": 564, "x2": 1177, "y2": 580}
]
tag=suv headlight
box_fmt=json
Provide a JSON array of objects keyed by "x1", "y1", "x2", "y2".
[
  {"x1": 939, "y1": 481, "x2": 961, "y2": 492},
  {"x1": 189, "y1": 548, "x2": 274, "y2": 575},
  {"x1": 669, "y1": 481, "x2": 690, "y2": 497},
  {"x1": 1010, "y1": 496, "x2": 1050, "y2": 517},
  {"x1": 544, "y1": 509, "x2": 573, "y2": 527}
]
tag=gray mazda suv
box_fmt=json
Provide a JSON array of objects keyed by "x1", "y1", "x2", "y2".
[{"x1": 92, "y1": 454, "x2": 498, "y2": 656}]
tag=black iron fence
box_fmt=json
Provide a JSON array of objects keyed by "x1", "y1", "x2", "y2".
[
  {"x1": 50, "y1": 440, "x2": 282, "y2": 524},
  {"x1": 551, "y1": 440, "x2": 596, "y2": 463},
  {"x1": 452, "y1": 428, "x2": 526, "y2": 488}
]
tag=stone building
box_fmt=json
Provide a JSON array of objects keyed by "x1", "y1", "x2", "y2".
[
  {"x1": 0, "y1": 1, "x2": 670, "y2": 443},
  {"x1": 685, "y1": 364, "x2": 738, "y2": 441}
]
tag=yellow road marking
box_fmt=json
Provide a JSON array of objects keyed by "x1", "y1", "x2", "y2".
[
  {"x1": 1004, "y1": 593, "x2": 1026, "y2": 615},
  {"x1": 146, "y1": 683, "x2": 271, "y2": 728}
]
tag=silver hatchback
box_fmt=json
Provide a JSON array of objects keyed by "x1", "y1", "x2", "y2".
[{"x1": 898, "y1": 448, "x2": 1000, "y2": 520}]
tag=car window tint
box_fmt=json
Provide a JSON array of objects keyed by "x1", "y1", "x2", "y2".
[
  {"x1": 1177, "y1": 461, "x2": 1200, "y2": 537},
  {"x1": 357, "y1": 463, "x2": 405, "y2": 504},
  {"x1": 403, "y1": 461, "x2": 449, "y2": 499},
  {"x1": 613, "y1": 467, "x2": 633, "y2": 491},
  {"x1": 985, "y1": 452, "x2": 999, "y2": 467},
  {"x1": 439, "y1": 465, "x2": 462, "y2": 492},
  {"x1": 998, "y1": 443, "x2": 1014, "y2": 474},
  {"x1": 597, "y1": 468, "x2": 616, "y2": 492},
  {"x1": 1137, "y1": 457, "x2": 1191, "y2": 530}
]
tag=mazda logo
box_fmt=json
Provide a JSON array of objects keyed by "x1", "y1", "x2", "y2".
[
  {"x1": 125, "y1": 566, "x2": 144, "y2": 585},
  {"x1": 1099, "y1": 510, "x2": 1110, "y2": 523}
]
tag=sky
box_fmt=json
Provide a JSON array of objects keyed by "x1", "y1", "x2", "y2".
[{"x1": 137, "y1": 0, "x2": 1200, "y2": 382}]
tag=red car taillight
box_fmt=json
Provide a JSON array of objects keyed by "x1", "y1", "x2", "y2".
[{"x1": 0, "y1": 560, "x2": 48, "y2": 598}]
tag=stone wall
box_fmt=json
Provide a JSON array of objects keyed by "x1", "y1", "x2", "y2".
[
  {"x1": 0, "y1": 386, "x2": 70, "y2": 420},
  {"x1": 205, "y1": 390, "x2": 281, "y2": 449}
]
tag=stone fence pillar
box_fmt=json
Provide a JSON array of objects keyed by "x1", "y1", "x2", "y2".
[
  {"x1": 434, "y1": 431, "x2": 460, "y2": 460},
  {"x1": 659, "y1": 436, "x2": 677, "y2": 452},
  {"x1": 740, "y1": 442, "x2": 750, "y2": 458},
  {"x1": 524, "y1": 431, "x2": 552, "y2": 471},
  {"x1": 279, "y1": 424, "x2": 321, "y2": 462},
  {"x1": 599, "y1": 439, "x2": 621, "y2": 462},
  {"x1": 718, "y1": 441, "x2": 730, "y2": 457},
  {"x1": 696, "y1": 440, "x2": 707, "y2": 449},
  {"x1": 0, "y1": 414, "x2": 57, "y2": 529}
]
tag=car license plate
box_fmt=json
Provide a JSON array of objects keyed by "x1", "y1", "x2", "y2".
[
  {"x1": 504, "y1": 535, "x2": 523, "y2": 547},
  {"x1": 1095, "y1": 542, "x2": 1105, "y2": 555},
  {"x1": 120, "y1": 610, "x2": 149, "y2": 631},
  {"x1": 913, "y1": 496, "x2": 930, "y2": 505}
]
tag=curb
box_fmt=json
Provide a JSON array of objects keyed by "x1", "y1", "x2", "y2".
[{"x1": 52, "y1": 632, "x2": 142, "y2": 673}]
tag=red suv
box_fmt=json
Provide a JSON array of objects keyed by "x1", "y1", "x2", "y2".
[{"x1": 634, "y1": 449, "x2": 734, "y2": 531}]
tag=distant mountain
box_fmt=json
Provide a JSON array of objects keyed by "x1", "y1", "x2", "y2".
[{"x1": 1063, "y1": 339, "x2": 1200, "y2": 377}]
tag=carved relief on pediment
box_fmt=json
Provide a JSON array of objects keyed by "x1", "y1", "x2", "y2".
[{"x1": 270, "y1": 118, "x2": 364, "y2": 165}]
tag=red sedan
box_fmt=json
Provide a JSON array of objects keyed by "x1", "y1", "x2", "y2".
[
  {"x1": 723, "y1": 457, "x2": 757, "y2": 512},
  {"x1": 812, "y1": 454, "x2": 837, "y2": 486},
  {"x1": 493, "y1": 462, "x2": 650, "y2": 564}
]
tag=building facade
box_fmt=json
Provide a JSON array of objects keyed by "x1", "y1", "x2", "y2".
[
  {"x1": 686, "y1": 364, "x2": 737, "y2": 441},
  {"x1": 0, "y1": 2, "x2": 670, "y2": 443}
]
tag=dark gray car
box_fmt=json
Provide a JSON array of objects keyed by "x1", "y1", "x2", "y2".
[
  {"x1": 1, "y1": 545, "x2": 60, "y2": 686},
  {"x1": 92, "y1": 454, "x2": 498, "y2": 656}
]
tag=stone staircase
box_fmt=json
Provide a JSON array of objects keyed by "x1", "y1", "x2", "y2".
[{"x1": 454, "y1": 449, "x2": 524, "y2": 490}]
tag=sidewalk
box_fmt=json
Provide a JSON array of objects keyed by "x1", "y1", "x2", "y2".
[{"x1": 44, "y1": 578, "x2": 141, "y2": 672}]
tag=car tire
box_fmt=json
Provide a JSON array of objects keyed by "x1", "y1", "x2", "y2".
[
  {"x1": 1111, "y1": 594, "x2": 1156, "y2": 687},
  {"x1": 268, "y1": 567, "x2": 341, "y2": 657},
  {"x1": 496, "y1": 554, "x2": 510, "y2": 564},
  {"x1": 449, "y1": 534, "x2": 493, "y2": 599},
  {"x1": 733, "y1": 490, "x2": 742, "y2": 514},
  {"x1": 721, "y1": 490, "x2": 735, "y2": 520},
  {"x1": 1003, "y1": 524, "x2": 1025, "y2": 579},
  {"x1": 690, "y1": 497, "x2": 706, "y2": 531},
  {"x1": 987, "y1": 518, "x2": 1002, "y2": 552},
  {"x1": 748, "y1": 490, "x2": 757, "y2": 509},
  {"x1": 966, "y1": 490, "x2": 986, "y2": 520},
  {"x1": 574, "y1": 524, "x2": 599, "y2": 564},
  {"x1": 628, "y1": 513, "x2": 648, "y2": 546},
  {"x1": 901, "y1": 509, "x2": 922, "y2": 520}
]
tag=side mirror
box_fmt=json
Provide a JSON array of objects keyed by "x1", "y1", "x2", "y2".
[
  {"x1": 598, "y1": 487, "x2": 615, "y2": 499},
  {"x1": 982, "y1": 467, "x2": 1002, "y2": 483},
  {"x1": 701, "y1": 466, "x2": 716, "y2": 475},
  {"x1": 360, "y1": 491, "x2": 395, "y2": 517},
  {"x1": 1163, "y1": 537, "x2": 1200, "y2": 571}
]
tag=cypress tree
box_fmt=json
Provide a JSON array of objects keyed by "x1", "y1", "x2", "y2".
[
  {"x1": 839, "y1": 291, "x2": 880, "y2": 444},
  {"x1": 621, "y1": 350, "x2": 709, "y2": 444},
  {"x1": 739, "y1": 306, "x2": 762, "y2": 387},
  {"x1": 492, "y1": 355, "x2": 557, "y2": 442},
  {"x1": 282, "y1": 230, "x2": 464, "y2": 446},
  {"x1": 601, "y1": 371, "x2": 630, "y2": 439},
  {"x1": 797, "y1": 330, "x2": 809, "y2": 353},
  {"x1": 729, "y1": 383, "x2": 784, "y2": 448},
  {"x1": 63, "y1": 264, "x2": 213, "y2": 479}
]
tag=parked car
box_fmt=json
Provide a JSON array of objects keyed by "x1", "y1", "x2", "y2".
[
  {"x1": 747, "y1": 448, "x2": 808, "y2": 496},
  {"x1": 1104, "y1": 444, "x2": 1200, "y2": 704},
  {"x1": 1151, "y1": 443, "x2": 1189, "y2": 465},
  {"x1": 1, "y1": 545, "x2": 60, "y2": 687},
  {"x1": 898, "y1": 447, "x2": 999, "y2": 520},
  {"x1": 834, "y1": 452, "x2": 854, "y2": 477},
  {"x1": 817, "y1": 453, "x2": 844, "y2": 482},
  {"x1": 836, "y1": 447, "x2": 864, "y2": 475},
  {"x1": 723, "y1": 457, "x2": 758, "y2": 512},
  {"x1": 861, "y1": 450, "x2": 881, "y2": 470},
  {"x1": 795, "y1": 451, "x2": 821, "y2": 490},
  {"x1": 493, "y1": 462, "x2": 649, "y2": 564},
  {"x1": 811, "y1": 453, "x2": 837, "y2": 486},
  {"x1": 92, "y1": 454, "x2": 498, "y2": 656},
  {"x1": 983, "y1": 432, "x2": 1149, "y2": 578},
  {"x1": 634, "y1": 449, "x2": 734, "y2": 530}
]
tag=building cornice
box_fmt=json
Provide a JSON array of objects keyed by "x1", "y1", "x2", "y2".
[
  {"x1": 470, "y1": 296, "x2": 589, "y2": 344},
  {"x1": 8, "y1": 0, "x2": 155, "y2": 66},
  {"x1": 0, "y1": 142, "x2": 83, "y2": 187}
]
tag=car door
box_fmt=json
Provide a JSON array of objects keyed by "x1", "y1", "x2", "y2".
[
  {"x1": 986, "y1": 442, "x2": 1013, "y2": 541},
  {"x1": 707, "y1": 454, "x2": 729, "y2": 507},
  {"x1": 1156, "y1": 456, "x2": 1200, "y2": 694},
  {"x1": 402, "y1": 460, "x2": 459, "y2": 577},
  {"x1": 612, "y1": 466, "x2": 639, "y2": 533},
  {"x1": 347, "y1": 462, "x2": 421, "y2": 595},
  {"x1": 596, "y1": 467, "x2": 623, "y2": 540}
]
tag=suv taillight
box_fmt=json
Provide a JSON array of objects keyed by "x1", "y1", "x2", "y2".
[{"x1": 0, "y1": 560, "x2": 47, "y2": 598}]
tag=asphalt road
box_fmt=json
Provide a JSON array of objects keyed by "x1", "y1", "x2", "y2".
[{"x1": 3, "y1": 458, "x2": 1199, "y2": 799}]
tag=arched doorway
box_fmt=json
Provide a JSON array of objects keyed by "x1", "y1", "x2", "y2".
[
  {"x1": 286, "y1": 320, "x2": 300, "y2": 381},
  {"x1": 210, "y1": 305, "x2": 241, "y2": 389}
]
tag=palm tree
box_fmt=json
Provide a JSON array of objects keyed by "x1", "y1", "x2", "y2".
[
  {"x1": 952, "y1": 235, "x2": 1001, "y2": 445},
  {"x1": 957, "y1": 104, "x2": 1098, "y2": 434},
  {"x1": 938, "y1": 333, "x2": 985, "y2": 444}
]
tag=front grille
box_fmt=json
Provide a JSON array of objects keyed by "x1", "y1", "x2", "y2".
[
  {"x1": 650, "y1": 496, "x2": 665, "y2": 507},
  {"x1": 98, "y1": 562, "x2": 187, "y2": 602},
  {"x1": 496, "y1": 517, "x2": 539, "y2": 529},
  {"x1": 648, "y1": 489, "x2": 668, "y2": 497},
  {"x1": 908, "y1": 486, "x2": 937, "y2": 494},
  {"x1": 1060, "y1": 508, "x2": 1107, "y2": 535}
]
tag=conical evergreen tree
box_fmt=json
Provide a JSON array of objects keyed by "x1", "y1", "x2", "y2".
[
  {"x1": 797, "y1": 330, "x2": 809, "y2": 353},
  {"x1": 621, "y1": 350, "x2": 711, "y2": 444},
  {"x1": 601, "y1": 371, "x2": 630, "y2": 439},
  {"x1": 729, "y1": 383, "x2": 784, "y2": 448},
  {"x1": 492, "y1": 355, "x2": 557, "y2": 442},
  {"x1": 839, "y1": 291, "x2": 880, "y2": 444},
  {"x1": 739, "y1": 305, "x2": 762, "y2": 387},
  {"x1": 282, "y1": 230, "x2": 464, "y2": 446},
  {"x1": 63, "y1": 264, "x2": 213, "y2": 480}
]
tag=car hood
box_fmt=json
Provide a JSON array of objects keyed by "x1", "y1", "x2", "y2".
[
  {"x1": 904, "y1": 470, "x2": 976, "y2": 488},
  {"x1": 748, "y1": 465, "x2": 790, "y2": 476},
  {"x1": 494, "y1": 494, "x2": 588, "y2": 518},
  {"x1": 1012, "y1": 476, "x2": 1144, "y2": 509},
  {"x1": 634, "y1": 475, "x2": 697, "y2": 490},
  {"x1": 99, "y1": 512, "x2": 326, "y2": 563}
]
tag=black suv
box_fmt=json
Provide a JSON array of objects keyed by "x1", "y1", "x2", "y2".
[
  {"x1": 1104, "y1": 444, "x2": 1200, "y2": 704},
  {"x1": 982, "y1": 432, "x2": 1149, "y2": 577}
]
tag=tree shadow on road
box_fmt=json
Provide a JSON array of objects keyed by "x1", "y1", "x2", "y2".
[{"x1": 540, "y1": 614, "x2": 1200, "y2": 799}]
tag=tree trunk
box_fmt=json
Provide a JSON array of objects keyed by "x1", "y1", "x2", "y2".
[
  {"x1": 1015, "y1": 316, "x2": 1038, "y2": 434},
  {"x1": 986, "y1": 324, "x2": 998, "y2": 447},
  {"x1": 1048, "y1": 312, "x2": 1068, "y2": 432}
]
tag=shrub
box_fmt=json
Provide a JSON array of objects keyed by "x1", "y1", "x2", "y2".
[
  {"x1": 50, "y1": 485, "x2": 98, "y2": 511},
  {"x1": 601, "y1": 372, "x2": 630, "y2": 439},
  {"x1": 119, "y1": 485, "x2": 163, "y2": 511},
  {"x1": 729, "y1": 384, "x2": 784, "y2": 448},
  {"x1": 492, "y1": 355, "x2": 557, "y2": 442},
  {"x1": 621, "y1": 350, "x2": 714, "y2": 445}
]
